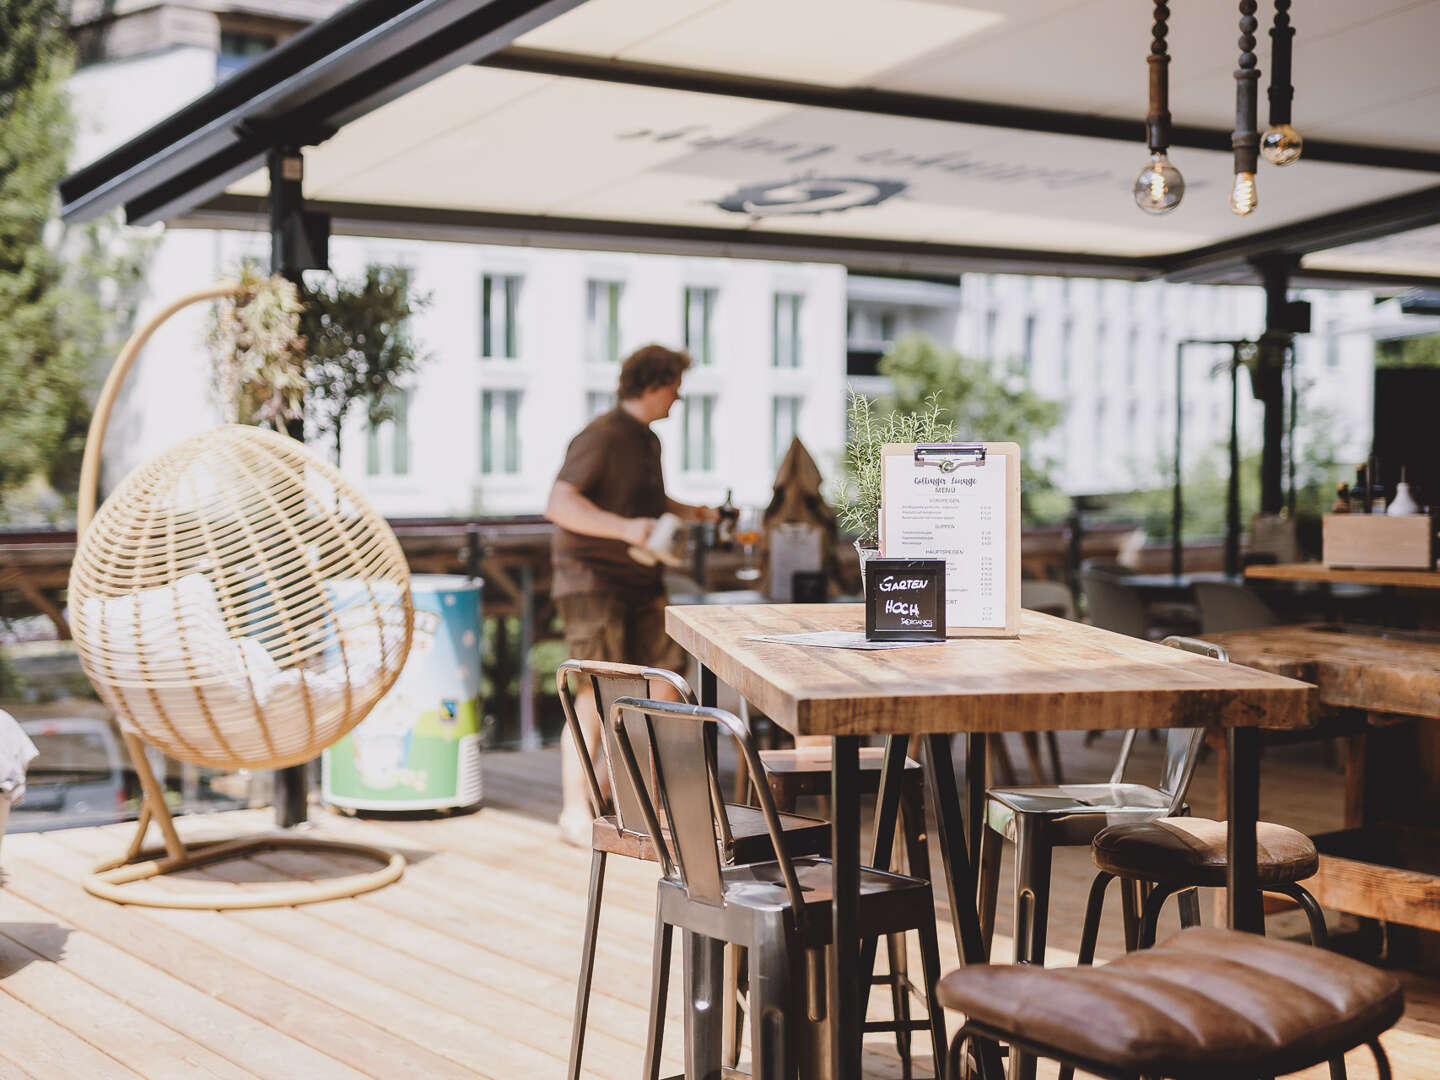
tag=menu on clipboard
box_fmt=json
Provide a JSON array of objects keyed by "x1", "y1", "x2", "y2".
[{"x1": 879, "y1": 442, "x2": 1021, "y2": 637}]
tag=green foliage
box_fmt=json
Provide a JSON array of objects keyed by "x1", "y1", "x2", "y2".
[
  {"x1": 838, "y1": 390, "x2": 954, "y2": 546},
  {"x1": 300, "y1": 265, "x2": 431, "y2": 464},
  {"x1": 208, "y1": 266, "x2": 308, "y2": 428},
  {"x1": 0, "y1": 1, "x2": 76, "y2": 510},
  {"x1": 1376, "y1": 335, "x2": 1440, "y2": 369}
]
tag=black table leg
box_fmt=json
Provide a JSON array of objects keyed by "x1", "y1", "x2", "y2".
[
  {"x1": 924, "y1": 734, "x2": 1005, "y2": 1080},
  {"x1": 1226, "y1": 726, "x2": 1264, "y2": 933},
  {"x1": 967, "y1": 733, "x2": 988, "y2": 868},
  {"x1": 856, "y1": 735, "x2": 909, "y2": 1005},
  {"x1": 831, "y1": 736, "x2": 862, "y2": 1080},
  {"x1": 699, "y1": 663, "x2": 717, "y2": 708}
]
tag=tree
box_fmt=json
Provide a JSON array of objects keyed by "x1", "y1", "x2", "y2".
[
  {"x1": 0, "y1": 0, "x2": 79, "y2": 511},
  {"x1": 876, "y1": 335, "x2": 1063, "y2": 520},
  {"x1": 300, "y1": 265, "x2": 430, "y2": 465}
]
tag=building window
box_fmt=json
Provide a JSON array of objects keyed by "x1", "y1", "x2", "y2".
[
  {"x1": 1326, "y1": 335, "x2": 1341, "y2": 369},
  {"x1": 480, "y1": 274, "x2": 521, "y2": 359},
  {"x1": 684, "y1": 287, "x2": 718, "y2": 366},
  {"x1": 878, "y1": 310, "x2": 897, "y2": 343},
  {"x1": 1021, "y1": 315, "x2": 1036, "y2": 375},
  {"x1": 217, "y1": 31, "x2": 276, "y2": 80},
  {"x1": 366, "y1": 390, "x2": 411, "y2": 477},
  {"x1": 1061, "y1": 318, "x2": 1073, "y2": 385},
  {"x1": 984, "y1": 309, "x2": 998, "y2": 360},
  {"x1": 772, "y1": 292, "x2": 803, "y2": 368},
  {"x1": 772, "y1": 395, "x2": 801, "y2": 470},
  {"x1": 480, "y1": 389, "x2": 522, "y2": 475},
  {"x1": 586, "y1": 280, "x2": 624, "y2": 364},
  {"x1": 682, "y1": 394, "x2": 716, "y2": 473},
  {"x1": 585, "y1": 390, "x2": 615, "y2": 418}
]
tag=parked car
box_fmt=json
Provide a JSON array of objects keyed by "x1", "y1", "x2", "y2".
[{"x1": 10, "y1": 716, "x2": 131, "y2": 832}]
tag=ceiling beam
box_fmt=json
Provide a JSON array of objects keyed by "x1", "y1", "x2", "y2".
[
  {"x1": 482, "y1": 47, "x2": 1440, "y2": 174},
  {"x1": 1159, "y1": 183, "x2": 1440, "y2": 281},
  {"x1": 184, "y1": 194, "x2": 1161, "y2": 280}
]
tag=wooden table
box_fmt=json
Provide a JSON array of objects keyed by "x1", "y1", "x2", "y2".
[
  {"x1": 667, "y1": 604, "x2": 1314, "y2": 1080},
  {"x1": 1246, "y1": 563, "x2": 1440, "y2": 589},
  {"x1": 1209, "y1": 622, "x2": 1440, "y2": 933}
]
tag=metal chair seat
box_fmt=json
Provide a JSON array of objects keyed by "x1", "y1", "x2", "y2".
[{"x1": 985, "y1": 782, "x2": 1180, "y2": 845}]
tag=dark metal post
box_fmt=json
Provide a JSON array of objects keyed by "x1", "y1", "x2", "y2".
[
  {"x1": 269, "y1": 146, "x2": 309, "y2": 830},
  {"x1": 519, "y1": 562, "x2": 538, "y2": 750},
  {"x1": 1172, "y1": 341, "x2": 1184, "y2": 578},
  {"x1": 830, "y1": 735, "x2": 862, "y2": 1080},
  {"x1": 1226, "y1": 347, "x2": 1242, "y2": 578},
  {"x1": 1256, "y1": 259, "x2": 1294, "y2": 516}
]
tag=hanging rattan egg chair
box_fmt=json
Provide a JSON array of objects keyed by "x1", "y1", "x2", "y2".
[{"x1": 69, "y1": 283, "x2": 414, "y2": 908}]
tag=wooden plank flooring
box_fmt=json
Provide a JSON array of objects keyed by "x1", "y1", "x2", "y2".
[{"x1": 0, "y1": 733, "x2": 1435, "y2": 1078}]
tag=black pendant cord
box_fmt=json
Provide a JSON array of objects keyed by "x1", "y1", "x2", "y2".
[
  {"x1": 1267, "y1": 0, "x2": 1294, "y2": 128},
  {"x1": 1233, "y1": 1, "x2": 1261, "y2": 177},
  {"x1": 1146, "y1": 0, "x2": 1172, "y2": 154}
]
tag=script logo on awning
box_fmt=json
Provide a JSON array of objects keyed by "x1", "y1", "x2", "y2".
[{"x1": 714, "y1": 177, "x2": 906, "y2": 217}]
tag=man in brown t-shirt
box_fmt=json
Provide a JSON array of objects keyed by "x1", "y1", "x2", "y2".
[{"x1": 546, "y1": 344, "x2": 718, "y2": 842}]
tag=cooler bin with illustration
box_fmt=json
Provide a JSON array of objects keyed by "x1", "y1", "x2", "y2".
[{"x1": 323, "y1": 574, "x2": 484, "y2": 812}]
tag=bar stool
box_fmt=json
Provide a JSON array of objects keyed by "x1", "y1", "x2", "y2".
[
  {"x1": 610, "y1": 695, "x2": 948, "y2": 1080},
  {"x1": 940, "y1": 926, "x2": 1402, "y2": 1080},
  {"x1": 1062, "y1": 816, "x2": 1343, "y2": 1080},
  {"x1": 557, "y1": 660, "x2": 830, "y2": 1080}
]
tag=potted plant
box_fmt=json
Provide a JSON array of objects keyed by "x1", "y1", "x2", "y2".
[{"x1": 838, "y1": 390, "x2": 954, "y2": 588}]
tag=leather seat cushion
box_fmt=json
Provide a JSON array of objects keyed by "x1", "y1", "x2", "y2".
[
  {"x1": 936, "y1": 927, "x2": 1403, "y2": 1079},
  {"x1": 1092, "y1": 817, "x2": 1318, "y2": 887}
]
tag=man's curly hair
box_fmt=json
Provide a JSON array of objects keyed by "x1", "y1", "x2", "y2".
[{"x1": 618, "y1": 344, "x2": 691, "y2": 400}]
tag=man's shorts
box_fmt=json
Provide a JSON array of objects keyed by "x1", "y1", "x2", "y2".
[{"x1": 557, "y1": 591, "x2": 687, "y2": 675}]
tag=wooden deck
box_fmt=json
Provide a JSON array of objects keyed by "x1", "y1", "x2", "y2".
[{"x1": 0, "y1": 736, "x2": 1437, "y2": 1079}]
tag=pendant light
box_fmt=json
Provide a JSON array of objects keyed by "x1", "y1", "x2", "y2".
[
  {"x1": 1230, "y1": 0, "x2": 1260, "y2": 215},
  {"x1": 1134, "y1": 0, "x2": 1184, "y2": 214},
  {"x1": 1261, "y1": 0, "x2": 1302, "y2": 165}
]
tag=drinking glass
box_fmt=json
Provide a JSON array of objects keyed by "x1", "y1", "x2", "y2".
[{"x1": 734, "y1": 506, "x2": 763, "y2": 581}]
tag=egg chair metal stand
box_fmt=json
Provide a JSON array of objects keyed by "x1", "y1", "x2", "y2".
[{"x1": 71, "y1": 283, "x2": 411, "y2": 909}]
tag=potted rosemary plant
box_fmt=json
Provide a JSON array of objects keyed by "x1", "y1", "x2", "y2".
[{"x1": 838, "y1": 391, "x2": 954, "y2": 588}]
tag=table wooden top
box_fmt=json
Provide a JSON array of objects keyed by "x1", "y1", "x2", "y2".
[
  {"x1": 1207, "y1": 623, "x2": 1440, "y2": 721},
  {"x1": 666, "y1": 604, "x2": 1314, "y2": 737},
  {"x1": 1246, "y1": 563, "x2": 1440, "y2": 588}
]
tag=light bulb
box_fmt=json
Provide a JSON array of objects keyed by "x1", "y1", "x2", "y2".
[
  {"x1": 1133, "y1": 152, "x2": 1185, "y2": 214},
  {"x1": 1229, "y1": 171, "x2": 1258, "y2": 216},
  {"x1": 1261, "y1": 123, "x2": 1303, "y2": 166}
]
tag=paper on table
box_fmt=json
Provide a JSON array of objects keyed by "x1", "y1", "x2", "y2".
[
  {"x1": 745, "y1": 631, "x2": 945, "y2": 651},
  {"x1": 882, "y1": 451, "x2": 1007, "y2": 629}
]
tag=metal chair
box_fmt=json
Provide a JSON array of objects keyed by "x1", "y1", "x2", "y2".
[
  {"x1": 1192, "y1": 579, "x2": 1279, "y2": 633},
  {"x1": 976, "y1": 636, "x2": 1217, "y2": 1080},
  {"x1": 611, "y1": 695, "x2": 948, "y2": 1079},
  {"x1": 557, "y1": 659, "x2": 829, "y2": 1080}
]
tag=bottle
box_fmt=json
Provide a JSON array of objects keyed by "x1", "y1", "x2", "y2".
[
  {"x1": 1389, "y1": 467, "x2": 1419, "y2": 516},
  {"x1": 717, "y1": 488, "x2": 738, "y2": 549},
  {"x1": 1330, "y1": 483, "x2": 1351, "y2": 514},
  {"x1": 1356, "y1": 465, "x2": 1372, "y2": 514}
]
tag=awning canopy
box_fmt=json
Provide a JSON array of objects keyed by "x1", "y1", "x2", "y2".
[{"x1": 60, "y1": 0, "x2": 1440, "y2": 286}]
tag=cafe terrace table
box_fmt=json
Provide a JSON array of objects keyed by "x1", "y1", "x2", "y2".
[{"x1": 666, "y1": 603, "x2": 1314, "y2": 1080}]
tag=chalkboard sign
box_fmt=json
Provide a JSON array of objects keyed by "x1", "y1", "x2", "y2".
[{"x1": 865, "y1": 559, "x2": 946, "y2": 641}]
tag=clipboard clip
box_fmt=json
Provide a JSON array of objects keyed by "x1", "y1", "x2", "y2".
[{"x1": 913, "y1": 443, "x2": 987, "y2": 473}]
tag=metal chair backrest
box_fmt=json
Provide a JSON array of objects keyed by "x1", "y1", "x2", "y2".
[
  {"x1": 1080, "y1": 568, "x2": 1149, "y2": 638},
  {"x1": 555, "y1": 659, "x2": 732, "y2": 849},
  {"x1": 1109, "y1": 636, "x2": 1229, "y2": 815},
  {"x1": 609, "y1": 696, "x2": 806, "y2": 912},
  {"x1": 1193, "y1": 580, "x2": 1278, "y2": 634}
]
